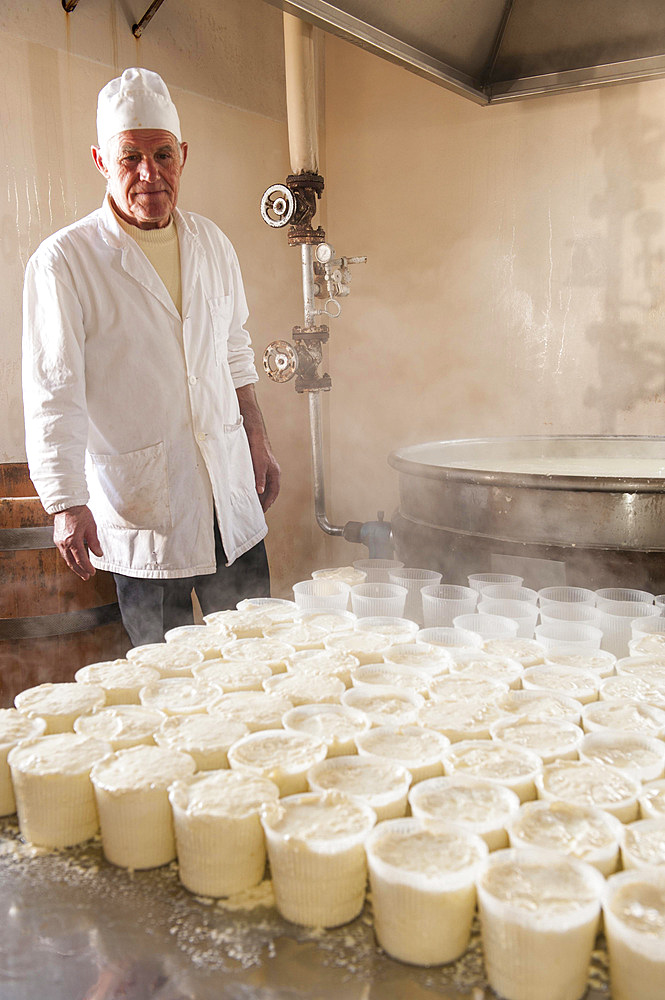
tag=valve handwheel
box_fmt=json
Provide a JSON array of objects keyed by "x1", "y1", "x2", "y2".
[
  {"x1": 260, "y1": 185, "x2": 296, "y2": 228},
  {"x1": 263, "y1": 341, "x2": 298, "y2": 382}
]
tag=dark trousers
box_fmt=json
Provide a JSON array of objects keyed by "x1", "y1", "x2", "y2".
[{"x1": 114, "y1": 520, "x2": 270, "y2": 646}]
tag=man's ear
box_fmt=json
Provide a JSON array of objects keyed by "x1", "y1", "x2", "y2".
[
  {"x1": 180, "y1": 141, "x2": 188, "y2": 169},
  {"x1": 91, "y1": 145, "x2": 109, "y2": 179}
]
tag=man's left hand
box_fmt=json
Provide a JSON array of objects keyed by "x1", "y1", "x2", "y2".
[
  {"x1": 236, "y1": 384, "x2": 281, "y2": 512},
  {"x1": 250, "y1": 439, "x2": 281, "y2": 511}
]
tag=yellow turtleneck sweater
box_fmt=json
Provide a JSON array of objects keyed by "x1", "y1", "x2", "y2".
[{"x1": 111, "y1": 199, "x2": 182, "y2": 317}]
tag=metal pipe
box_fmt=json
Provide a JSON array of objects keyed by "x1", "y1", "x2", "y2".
[
  {"x1": 283, "y1": 13, "x2": 320, "y2": 174},
  {"x1": 132, "y1": 0, "x2": 167, "y2": 38},
  {"x1": 301, "y1": 243, "x2": 343, "y2": 535},
  {"x1": 308, "y1": 390, "x2": 344, "y2": 537},
  {"x1": 300, "y1": 244, "x2": 317, "y2": 326}
]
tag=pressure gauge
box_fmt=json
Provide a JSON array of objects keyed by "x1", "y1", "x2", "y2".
[{"x1": 315, "y1": 243, "x2": 335, "y2": 264}]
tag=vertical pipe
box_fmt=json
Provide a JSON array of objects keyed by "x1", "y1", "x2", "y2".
[
  {"x1": 284, "y1": 14, "x2": 342, "y2": 536},
  {"x1": 309, "y1": 391, "x2": 343, "y2": 536},
  {"x1": 301, "y1": 243, "x2": 342, "y2": 535},
  {"x1": 301, "y1": 244, "x2": 316, "y2": 327},
  {"x1": 283, "y1": 13, "x2": 319, "y2": 174}
]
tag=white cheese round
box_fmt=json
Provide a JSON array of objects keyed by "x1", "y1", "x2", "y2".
[
  {"x1": 139, "y1": 677, "x2": 221, "y2": 715},
  {"x1": 324, "y1": 631, "x2": 392, "y2": 665},
  {"x1": 15, "y1": 682, "x2": 106, "y2": 734},
  {"x1": 603, "y1": 869, "x2": 665, "y2": 1000},
  {"x1": 355, "y1": 725, "x2": 450, "y2": 782},
  {"x1": 90, "y1": 744, "x2": 196, "y2": 869},
  {"x1": 477, "y1": 848, "x2": 604, "y2": 1000},
  {"x1": 154, "y1": 713, "x2": 248, "y2": 769},
  {"x1": 508, "y1": 799, "x2": 623, "y2": 875},
  {"x1": 8, "y1": 733, "x2": 112, "y2": 847},
  {"x1": 285, "y1": 648, "x2": 359, "y2": 686},
  {"x1": 169, "y1": 769, "x2": 279, "y2": 897},
  {"x1": 262, "y1": 672, "x2": 345, "y2": 706},
  {"x1": 536, "y1": 759, "x2": 641, "y2": 822},
  {"x1": 622, "y1": 818, "x2": 665, "y2": 870},
  {"x1": 260, "y1": 790, "x2": 376, "y2": 928},
  {"x1": 408, "y1": 775, "x2": 521, "y2": 851},
  {"x1": 307, "y1": 754, "x2": 412, "y2": 821},
  {"x1": 73, "y1": 705, "x2": 166, "y2": 750},
  {"x1": 490, "y1": 716, "x2": 584, "y2": 764},
  {"x1": 193, "y1": 658, "x2": 273, "y2": 692},
  {"x1": 75, "y1": 660, "x2": 160, "y2": 704},
  {"x1": 418, "y1": 697, "x2": 509, "y2": 743},
  {"x1": 282, "y1": 704, "x2": 370, "y2": 757},
  {"x1": 366, "y1": 817, "x2": 488, "y2": 966},
  {"x1": 483, "y1": 637, "x2": 546, "y2": 667},
  {"x1": 126, "y1": 642, "x2": 204, "y2": 677},
  {"x1": 209, "y1": 691, "x2": 294, "y2": 732},
  {"x1": 340, "y1": 686, "x2": 424, "y2": 728},
  {"x1": 442, "y1": 740, "x2": 543, "y2": 803},
  {"x1": 0, "y1": 709, "x2": 47, "y2": 816},
  {"x1": 227, "y1": 729, "x2": 328, "y2": 796}
]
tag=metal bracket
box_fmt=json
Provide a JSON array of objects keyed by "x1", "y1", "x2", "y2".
[{"x1": 132, "y1": 0, "x2": 168, "y2": 37}]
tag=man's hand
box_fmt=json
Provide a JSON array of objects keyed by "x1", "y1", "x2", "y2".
[
  {"x1": 53, "y1": 505, "x2": 103, "y2": 581},
  {"x1": 249, "y1": 437, "x2": 281, "y2": 512},
  {"x1": 236, "y1": 384, "x2": 281, "y2": 512}
]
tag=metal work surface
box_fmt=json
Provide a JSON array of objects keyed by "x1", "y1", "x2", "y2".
[
  {"x1": 264, "y1": 0, "x2": 665, "y2": 102},
  {"x1": 0, "y1": 818, "x2": 610, "y2": 1000}
]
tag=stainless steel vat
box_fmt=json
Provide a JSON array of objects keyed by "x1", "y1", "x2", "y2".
[{"x1": 388, "y1": 436, "x2": 665, "y2": 591}]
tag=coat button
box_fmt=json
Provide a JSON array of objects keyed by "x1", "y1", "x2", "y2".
[{"x1": 188, "y1": 375, "x2": 197, "y2": 385}]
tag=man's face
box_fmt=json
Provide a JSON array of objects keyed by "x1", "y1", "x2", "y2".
[{"x1": 92, "y1": 129, "x2": 188, "y2": 229}]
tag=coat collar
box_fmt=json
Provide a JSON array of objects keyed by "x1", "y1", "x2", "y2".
[{"x1": 96, "y1": 197, "x2": 201, "y2": 321}]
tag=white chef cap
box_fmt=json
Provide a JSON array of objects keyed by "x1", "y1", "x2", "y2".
[{"x1": 96, "y1": 67, "x2": 181, "y2": 149}]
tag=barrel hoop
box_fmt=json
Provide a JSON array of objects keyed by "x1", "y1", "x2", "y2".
[
  {"x1": 0, "y1": 527, "x2": 56, "y2": 551},
  {"x1": 0, "y1": 603, "x2": 122, "y2": 640}
]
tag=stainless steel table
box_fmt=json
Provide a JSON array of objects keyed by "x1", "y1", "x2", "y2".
[{"x1": 0, "y1": 818, "x2": 611, "y2": 1000}]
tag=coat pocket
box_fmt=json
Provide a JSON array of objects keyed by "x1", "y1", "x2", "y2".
[
  {"x1": 207, "y1": 294, "x2": 232, "y2": 367},
  {"x1": 86, "y1": 441, "x2": 172, "y2": 530}
]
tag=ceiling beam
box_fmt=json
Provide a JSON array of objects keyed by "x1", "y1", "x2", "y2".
[{"x1": 489, "y1": 53, "x2": 665, "y2": 102}]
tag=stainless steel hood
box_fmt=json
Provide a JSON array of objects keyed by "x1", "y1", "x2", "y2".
[{"x1": 264, "y1": 0, "x2": 665, "y2": 104}]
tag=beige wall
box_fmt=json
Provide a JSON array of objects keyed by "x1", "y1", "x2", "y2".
[
  {"x1": 322, "y1": 36, "x2": 665, "y2": 554},
  {"x1": 0, "y1": 0, "x2": 328, "y2": 596}
]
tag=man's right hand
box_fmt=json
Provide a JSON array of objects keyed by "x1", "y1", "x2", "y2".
[{"x1": 53, "y1": 505, "x2": 103, "y2": 581}]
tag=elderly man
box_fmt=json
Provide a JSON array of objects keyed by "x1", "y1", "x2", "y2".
[{"x1": 22, "y1": 68, "x2": 280, "y2": 646}]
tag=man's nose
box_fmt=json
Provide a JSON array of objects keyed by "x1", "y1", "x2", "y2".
[{"x1": 138, "y1": 156, "x2": 160, "y2": 180}]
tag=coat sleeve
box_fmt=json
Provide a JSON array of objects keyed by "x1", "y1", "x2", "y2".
[
  {"x1": 224, "y1": 240, "x2": 259, "y2": 390},
  {"x1": 22, "y1": 250, "x2": 90, "y2": 513}
]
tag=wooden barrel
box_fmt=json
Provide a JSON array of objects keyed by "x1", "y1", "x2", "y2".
[{"x1": 0, "y1": 464, "x2": 130, "y2": 707}]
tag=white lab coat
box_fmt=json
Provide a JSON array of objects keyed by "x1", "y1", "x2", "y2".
[{"x1": 22, "y1": 198, "x2": 267, "y2": 578}]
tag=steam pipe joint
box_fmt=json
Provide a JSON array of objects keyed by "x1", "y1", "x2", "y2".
[{"x1": 344, "y1": 514, "x2": 394, "y2": 558}]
